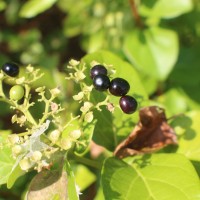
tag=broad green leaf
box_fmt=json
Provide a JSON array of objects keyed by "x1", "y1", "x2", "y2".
[
  {"x1": 7, "y1": 164, "x2": 25, "y2": 189},
  {"x1": 0, "y1": 147, "x2": 15, "y2": 185},
  {"x1": 65, "y1": 161, "x2": 79, "y2": 200},
  {"x1": 19, "y1": 0, "x2": 58, "y2": 18},
  {"x1": 124, "y1": 27, "x2": 178, "y2": 81},
  {"x1": 140, "y1": 0, "x2": 193, "y2": 19},
  {"x1": 27, "y1": 170, "x2": 68, "y2": 200},
  {"x1": 102, "y1": 154, "x2": 200, "y2": 200},
  {"x1": 156, "y1": 88, "x2": 188, "y2": 116},
  {"x1": 82, "y1": 50, "x2": 148, "y2": 151},
  {"x1": 171, "y1": 111, "x2": 200, "y2": 161},
  {"x1": 74, "y1": 165, "x2": 96, "y2": 191}
]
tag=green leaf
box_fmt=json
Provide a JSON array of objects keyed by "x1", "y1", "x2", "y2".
[
  {"x1": 82, "y1": 50, "x2": 148, "y2": 151},
  {"x1": 102, "y1": 154, "x2": 200, "y2": 200},
  {"x1": 65, "y1": 161, "x2": 79, "y2": 200},
  {"x1": 124, "y1": 27, "x2": 178, "y2": 81},
  {"x1": 0, "y1": 147, "x2": 15, "y2": 185},
  {"x1": 7, "y1": 164, "x2": 25, "y2": 189},
  {"x1": 19, "y1": 0, "x2": 58, "y2": 18},
  {"x1": 171, "y1": 111, "x2": 200, "y2": 161},
  {"x1": 27, "y1": 170, "x2": 68, "y2": 200},
  {"x1": 74, "y1": 165, "x2": 96, "y2": 191},
  {"x1": 140, "y1": 0, "x2": 193, "y2": 19},
  {"x1": 156, "y1": 88, "x2": 189, "y2": 116}
]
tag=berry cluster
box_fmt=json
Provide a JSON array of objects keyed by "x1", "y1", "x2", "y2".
[{"x1": 90, "y1": 64, "x2": 138, "y2": 114}]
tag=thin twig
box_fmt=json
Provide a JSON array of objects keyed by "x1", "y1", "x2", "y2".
[{"x1": 129, "y1": 0, "x2": 144, "y2": 28}]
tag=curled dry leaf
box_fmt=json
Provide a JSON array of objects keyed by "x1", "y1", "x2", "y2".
[{"x1": 114, "y1": 106, "x2": 177, "y2": 158}]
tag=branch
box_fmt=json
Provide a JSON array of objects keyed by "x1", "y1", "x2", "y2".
[{"x1": 129, "y1": 0, "x2": 144, "y2": 29}]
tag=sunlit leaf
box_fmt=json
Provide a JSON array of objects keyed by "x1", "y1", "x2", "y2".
[
  {"x1": 140, "y1": 0, "x2": 193, "y2": 19},
  {"x1": 19, "y1": 0, "x2": 58, "y2": 18},
  {"x1": 171, "y1": 111, "x2": 200, "y2": 161},
  {"x1": 124, "y1": 27, "x2": 178, "y2": 81},
  {"x1": 74, "y1": 165, "x2": 96, "y2": 191},
  {"x1": 7, "y1": 164, "x2": 25, "y2": 189},
  {"x1": 0, "y1": 147, "x2": 15, "y2": 185},
  {"x1": 102, "y1": 154, "x2": 200, "y2": 200}
]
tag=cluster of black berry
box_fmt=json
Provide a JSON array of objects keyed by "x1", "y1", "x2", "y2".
[{"x1": 90, "y1": 64, "x2": 138, "y2": 114}]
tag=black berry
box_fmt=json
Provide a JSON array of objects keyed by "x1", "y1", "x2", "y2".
[
  {"x1": 2, "y1": 62, "x2": 19, "y2": 77},
  {"x1": 90, "y1": 65, "x2": 107, "y2": 79},
  {"x1": 93, "y1": 74, "x2": 110, "y2": 91},
  {"x1": 109, "y1": 78, "x2": 130, "y2": 96},
  {"x1": 119, "y1": 95, "x2": 137, "y2": 114}
]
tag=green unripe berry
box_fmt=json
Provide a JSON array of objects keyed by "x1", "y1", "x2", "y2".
[{"x1": 9, "y1": 85, "x2": 25, "y2": 101}]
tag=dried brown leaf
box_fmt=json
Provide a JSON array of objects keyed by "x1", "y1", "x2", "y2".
[{"x1": 114, "y1": 106, "x2": 177, "y2": 158}]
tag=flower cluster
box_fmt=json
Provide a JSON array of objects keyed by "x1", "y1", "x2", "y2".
[{"x1": 0, "y1": 59, "x2": 122, "y2": 172}]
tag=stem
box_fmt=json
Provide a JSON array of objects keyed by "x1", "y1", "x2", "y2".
[
  {"x1": 129, "y1": 0, "x2": 144, "y2": 28},
  {"x1": 38, "y1": 92, "x2": 53, "y2": 125},
  {"x1": 22, "y1": 84, "x2": 38, "y2": 126},
  {"x1": 17, "y1": 131, "x2": 31, "y2": 137},
  {"x1": 70, "y1": 153, "x2": 102, "y2": 169},
  {"x1": 24, "y1": 110, "x2": 37, "y2": 126},
  {"x1": 0, "y1": 97, "x2": 11, "y2": 104},
  {"x1": 0, "y1": 80, "x2": 5, "y2": 98}
]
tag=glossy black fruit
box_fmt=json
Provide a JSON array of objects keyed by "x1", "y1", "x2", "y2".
[
  {"x1": 2, "y1": 62, "x2": 19, "y2": 77},
  {"x1": 93, "y1": 74, "x2": 110, "y2": 91},
  {"x1": 109, "y1": 78, "x2": 130, "y2": 96},
  {"x1": 90, "y1": 65, "x2": 107, "y2": 79},
  {"x1": 119, "y1": 95, "x2": 137, "y2": 114}
]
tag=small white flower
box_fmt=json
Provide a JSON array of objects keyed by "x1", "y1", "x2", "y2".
[
  {"x1": 26, "y1": 65, "x2": 34, "y2": 73},
  {"x1": 50, "y1": 87, "x2": 61, "y2": 96},
  {"x1": 19, "y1": 157, "x2": 32, "y2": 171},
  {"x1": 69, "y1": 59, "x2": 80, "y2": 66},
  {"x1": 80, "y1": 102, "x2": 93, "y2": 113},
  {"x1": 12, "y1": 145, "x2": 22, "y2": 156},
  {"x1": 69, "y1": 130, "x2": 82, "y2": 140},
  {"x1": 73, "y1": 92, "x2": 84, "y2": 101},
  {"x1": 60, "y1": 138, "x2": 72, "y2": 150},
  {"x1": 30, "y1": 151, "x2": 42, "y2": 162},
  {"x1": 35, "y1": 86, "x2": 46, "y2": 93},
  {"x1": 74, "y1": 71, "x2": 86, "y2": 81},
  {"x1": 8, "y1": 134, "x2": 20, "y2": 144},
  {"x1": 49, "y1": 130, "x2": 60, "y2": 143},
  {"x1": 84, "y1": 111, "x2": 94, "y2": 123}
]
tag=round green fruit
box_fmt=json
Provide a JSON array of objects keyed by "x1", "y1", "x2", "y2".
[{"x1": 9, "y1": 85, "x2": 25, "y2": 101}]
